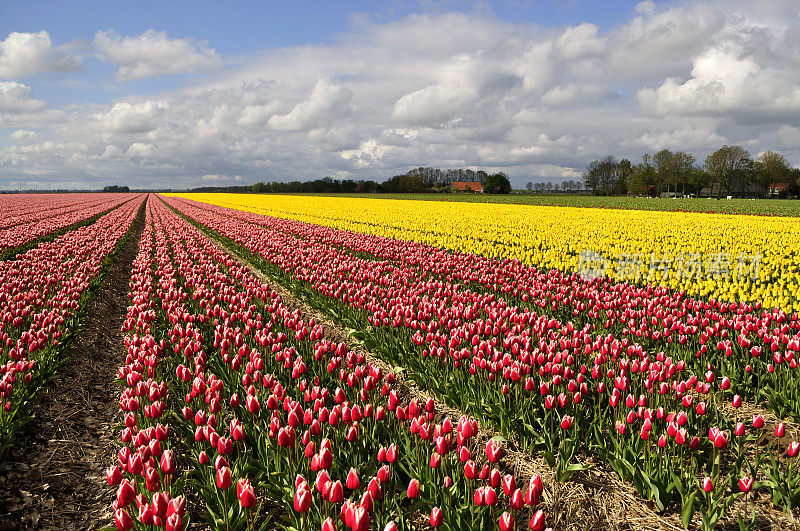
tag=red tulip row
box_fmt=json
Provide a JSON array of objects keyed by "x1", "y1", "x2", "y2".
[
  {"x1": 109, "y1": 196, "x2": 549, "y2": 530},
  {"x1": 163, "y1": 195, "x2": 800, "y2": 528},
  {"x1": 0, "y1": 193, "x2": 136, "y2": 254},
  {"x1": 0, "y1": 193, "x2": 126, "y2": 230},
  {"x1": 0, "y1": 193, "x2": 145, "y2": 457}
]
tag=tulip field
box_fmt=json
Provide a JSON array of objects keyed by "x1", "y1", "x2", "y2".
[{"x1": 2, "y1": 192, "x2": 800, "y2": 530}]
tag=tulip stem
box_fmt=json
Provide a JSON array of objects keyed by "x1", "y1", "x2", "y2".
[{"x1": 223, "y1": 491, "x2": 229, "y2": 531}]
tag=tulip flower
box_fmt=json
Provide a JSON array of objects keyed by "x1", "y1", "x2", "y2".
[
  {"x1": 114, "y1": 508, "x2": 134, "y2": 531},
  {"x1": 216, "y1": 466, "x2": 232, "y2": 489},
  {"x1": 237, "y1": 478, "x2": 256, "y2": 508},
  {"x1": 789, "y1": 441, "x2": 800, "y2": 457},
  {"x1": 430, "y1": 507, "x2": 443, "y2": 527},
  {"x1": 407, "y1": 478, "x2": 420, "y2": 498},
  {"x1": 293, "y1": 487, "x2": 311, "y2": 513},
  {"x1": 529, "y1": 509, "x2": 546, "y2": 531},
  {"x1": 106, "y1": 465, "x2": 122, "y2": 486},
  {"x1": 739, "y1": 477, "x2": 753, "y2": 493},
  {"x1": 117, "y1": 479, "x2": 135, "y2": 507},
  {"x1": 346, "y1": 468, "x2": 360, "y2": 490},
  {"x1": 499, "y1": 511, "x2": 514, "y2": 531}
]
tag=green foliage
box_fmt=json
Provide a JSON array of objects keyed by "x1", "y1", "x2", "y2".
[{"x1": 483, "y1": 172, "x2": 511, "y2": 194}]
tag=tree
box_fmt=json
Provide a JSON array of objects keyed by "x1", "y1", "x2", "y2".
[
  {"x1": 614, "y1": 158, "x2": 632, "y2": 195},
  {"x1": 583, "y1": 156, "x2": 620, "y2": 195},
  {"x1": 652, "y1": 149, "x2": 675, "y2": 195},
  {"x1": 526, "y1": 181, "x2": 533, "y2": 192},
  {"x1": 704, "y1": 145, "x2": 753, "y2": 197},
  {"x1": 673, "y1": 151, "x2": 697, "y2": 196},
  {"x1": 484, "y1": 172, "x2": 511, "y2": 194},
  {"x1": 755, "y1": 150, "x2": 791, "y2": 197},
  {"x1": 103, "y1": 184, "x2": 130, "y2": 192},
  {"x1": 628, "y1": 154, "x2": 655, "y2": 196}
]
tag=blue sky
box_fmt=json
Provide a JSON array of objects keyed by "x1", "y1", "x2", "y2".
[{"x1": 1, "y1": 0, "x2": 799, "y2": 189}]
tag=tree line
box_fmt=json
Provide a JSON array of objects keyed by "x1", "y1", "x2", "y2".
[
  {"x1": 583, "y1": 146, "x2": 800, "y2": 198},
  {"x1": 194, "y1": 167, "x2": 512, "y2": 194},
  {"x1": 524, "y1": 180, "x2": 584, "y2": 193}
]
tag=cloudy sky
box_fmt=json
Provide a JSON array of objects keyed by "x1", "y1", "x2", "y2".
[{"x1": 1, "y1": 0, "x2": 799, "y2": 190}]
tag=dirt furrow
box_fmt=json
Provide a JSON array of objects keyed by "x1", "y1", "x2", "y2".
[{"x1": 0, "y1": 201, "x2": 146, "y2": 530}]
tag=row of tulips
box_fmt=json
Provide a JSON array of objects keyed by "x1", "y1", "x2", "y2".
[
  {"x1": 0, "y1": 194, "x2": 145, "y2": 458},
  {"x1": 0, "y1": 193, "x2": 135, "y2": 255},
  {"x1": 109, "y1": 195, "x2": 549, "y2": 530},
  {"x1": 164, "y1": 196, "x2": 800, "y2": 421},
  {"x1": 0, "y1": 192, "x2": 133, "y2": 230},
  {"x1": 164, "y1": 195, "x2": 800, "y2": 528}
]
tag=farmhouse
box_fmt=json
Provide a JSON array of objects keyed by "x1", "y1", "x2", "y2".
[{"x1": 451, "y1": 181, "x2": 483, "y2": 193}]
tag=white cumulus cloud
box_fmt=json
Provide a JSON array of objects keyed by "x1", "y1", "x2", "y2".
[
  {"x1": 0, "y1": 81, "x2": 46, "y2": 113},
  {"x1": 267, "y1": 80, "x2": 353, "y2": 132},
  {"x1": 0, "y1": 31, "x2": 80, "y2": 79},
  {"x1": 94, "y1": 30, "x2": 222, "y2": 81}
]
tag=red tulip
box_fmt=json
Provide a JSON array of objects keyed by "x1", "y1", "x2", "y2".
[
  {"x1": 106, "y1": 465, "x2": 122, "y2": 486},
  {"x1": 160, "y1": 449, "x2": 175, "y2": 475},
  {"x1": 117, "y1": 479, "x2": 135, "y2": 506},
  {"x1": 702, "y1": 477, "x2": 713, "y2": 493},
  {"x1": 237, "y1": 478, "x2": 256, "y2": 508},
  {"x1": 501, "y1": 474, "x2": 517, "y2": 496},
  {"x1": 738, "y1": 477, "x2": 753, "y2": 493},
  {"x1": 407, "y1": 478, "x2": 420, "y2": 498},
  {"x1": 216, "y1": 466, "x2": 232, "y2": 489},
  {"x1": 464, "y1": 460, "x2": 477, "y2": 479},
  {"x1": 499, "y1": 511, "x2": 514, "y2": 531},
  {"x1": 327, "y1": 480, "x2": 344, "y2": 503},
  {"x1": 529, "y1": 509, "x2": 546, "y2": 531},
  {"x1": 788, "y1": 441, "x2": 800, "y2": 457},
  {"x1": 114, "y1": 508, "x2": 134, "y2": 531},
  {"x1": 486, "y1": 440, "x2": 502, "y2": 462},
  {"x1": 430, "y1": 507, "x2": 443, "y2": 527},
  {"x1": 346, "y1": 468, "x2": 360, "y2": 490},
  {"x1": 294, "y1": 487, "x2": 311, "y2": 513}
]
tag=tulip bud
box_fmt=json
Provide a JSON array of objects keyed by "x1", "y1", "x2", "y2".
[
  {"x1": 430, "y1": 507, "x2": 443, "y2": 527},
  {"x1": 495, "y1": 510, "x2": 513, "y2": 531},
  {"x1": 114, "y1": 508, "x2": 134, "y2": 531},
  {"x1": 529, "y1": 509, "x2": 546, "y2": 531},
  {"x1": 117, "y1": 479, "x2": 135, "y2": 507},
  {"x1": 788, "y1": 441, "x2": 800, "y2": 457},
  {"x1": 106, "y1": 465, "x2": 123, "y2": 486},
  {"x1": 738, "y1": 477, "x2": 753, "y2": 493},
  {"x1": 237, "y1": 478, "x2": 256, "y2": 508},
  {"x1": 346, "y1": 468, "x2": 360, "y2": 490},
  {"x1": 216, "y1": 467, "x2": 232, "y2": 490}
]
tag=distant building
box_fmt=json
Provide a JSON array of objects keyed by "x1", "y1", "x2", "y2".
[
  {"x1": 769, "y1": 182, "x2": 789, "y2": 197},
  {"x1": 699, "y1": 181, "x2": 765, "y2": 198},
  {"x1": 451, "y1": 181, "x2": 483, "y2": 193}
]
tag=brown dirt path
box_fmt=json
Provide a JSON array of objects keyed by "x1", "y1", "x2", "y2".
[{"x1": 0, "y1": 200, "x2": 145, "y2": 530}]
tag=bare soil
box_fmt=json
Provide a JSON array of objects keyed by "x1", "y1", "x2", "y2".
[{"x1": 0, "y1": 205, "x2": 145, "y2": 530}]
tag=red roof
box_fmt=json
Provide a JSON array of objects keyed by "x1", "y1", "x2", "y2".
[{"x1": 452, "y1": 181, "x2": 483, "y2": 192}]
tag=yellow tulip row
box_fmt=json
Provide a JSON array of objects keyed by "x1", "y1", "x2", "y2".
[{"x1": 170, "y1": 193, "x2": 800, "y2": 313}]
